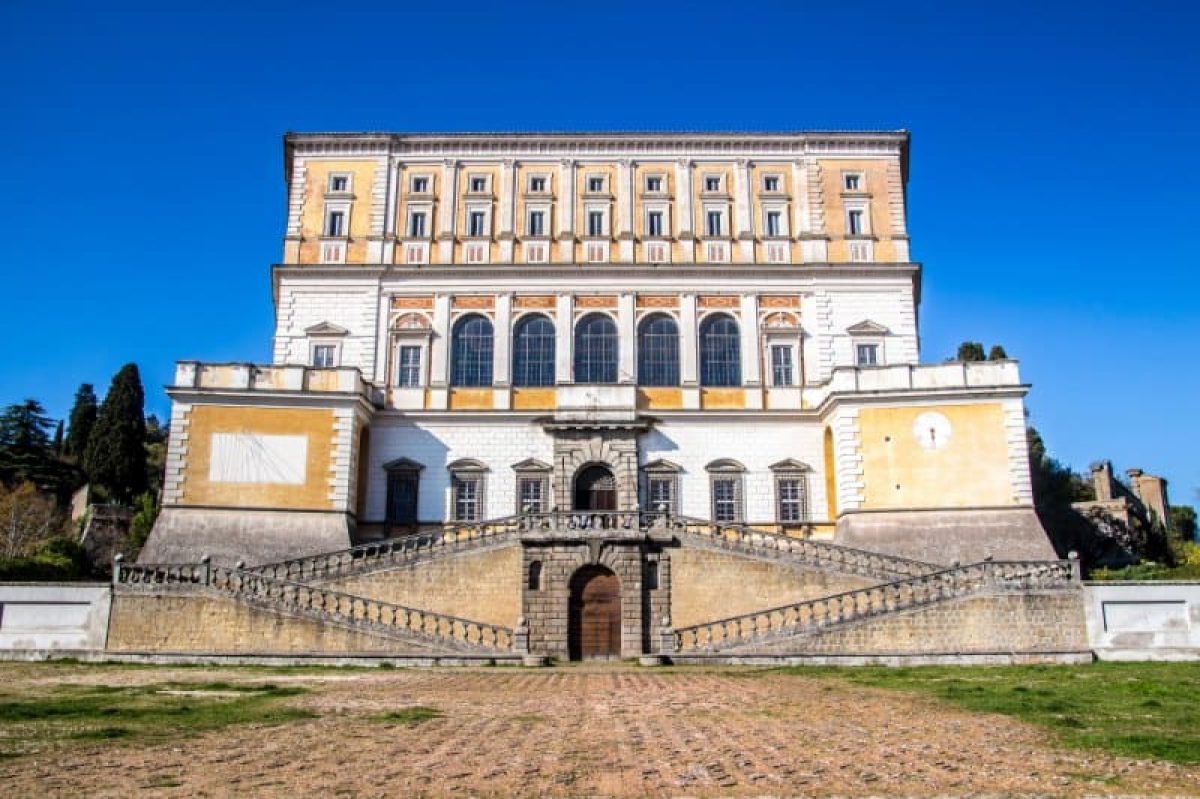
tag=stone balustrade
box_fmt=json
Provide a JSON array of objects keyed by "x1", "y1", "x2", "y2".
[
  {"x1": 826, "y1": 360, "x2": 1022, "y2": 395},
  {"x1": 173, "y1": 361, "x2": 370, "y2": 396},
  {"x1": 673, "y1": 558, "x2": 1077, "y2": 653},
  {"x1": 676, "y1": 516, "x2": 939, "y2": 580},
  {"x1": 115, "y1": 557, "x2": 513, "y2": 652}
]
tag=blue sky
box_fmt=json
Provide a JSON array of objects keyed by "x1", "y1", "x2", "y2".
[{"x1": 2, "y1": 1, "x2": 1197, "y2": 505}]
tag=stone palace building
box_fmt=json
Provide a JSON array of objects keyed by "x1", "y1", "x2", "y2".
[{"x1": 123, "y1": 131, "x2": 1085, "y2": 663}]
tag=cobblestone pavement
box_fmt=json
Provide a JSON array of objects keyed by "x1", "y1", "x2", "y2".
[{"x1": 4, "y1": 663, "x2": 1199, "y2": 797}]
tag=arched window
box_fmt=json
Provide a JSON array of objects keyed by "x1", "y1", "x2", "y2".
[
  {"x1": 511, "y1": 314, "x2": 556, "y2": 387},
  {"x1": 450, "y1": 314, "x2": 493, "y2": 387},
  {"x1": 637, "y1": 314, "x2": 680, "y2": 386},
  {"x1": 574, "y1": 313, "x2": 618, "y2": 384},
  {"x1": 699, "y1": 314, "x2": 741, "y2": 386}
]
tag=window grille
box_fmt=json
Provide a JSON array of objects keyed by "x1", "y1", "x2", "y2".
[
  {"x1": 574, "y1": 313, "x2": 618, "y2": 383},
  {"x1": 450, "y1": 314, "x2": 494, "y2": 387},
  {"x1": 699, "y1": 314, "x2": 741, "y2": 386},
  {"x1": 637, "y1": 314, "x2": 680, "y2": 386},
  {"x1": 512, "y1": 314, "x2": 556, "y2": 387}
]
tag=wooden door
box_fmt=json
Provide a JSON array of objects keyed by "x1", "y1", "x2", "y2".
[
  {"x1": 568, "y1": 567, "x2": 621, "y2": 660},
  {"x1": 574, "y1": 465, "x2": 617, "y2": 511}
]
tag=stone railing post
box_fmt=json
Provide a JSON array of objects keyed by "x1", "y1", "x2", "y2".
[
  {"x1": 200, "y1": 554, "x2": 211, "y2": 586},
  {"x1": 659, "y1": 616, "x2": 677, "y2": 655},
  {"x1": 1068, "y1": 551, "x2": 1081, "y2": 582},
  {"x1": 112, "y1": 553, "x2": 123, "y2": 585},
  {"x1": 513, "y1": 616, "x2": 530, "y2": 654}
]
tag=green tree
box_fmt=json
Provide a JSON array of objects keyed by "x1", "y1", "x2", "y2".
[
  {"x1": 65, "y1": 383, "x2": 98, "y2": 459},
  {"x1": 987, "y1": 345, "x2": 1008, "y2": 360},
  {"x1": 1172, "y1": 505, "x2": 1197, "y2": 542},
  {"x1": 0, "y1": 400, "x2": 59, "y2": 489},
  {"x1": 955, "y1": 341, "x2": 986, "y2": 362},
  {"x1": 144, "y1": 413, "x2": 168, "y2": 495},
  {"x1": 84, "y1": 364, "x2": 147, "y2": 503}
]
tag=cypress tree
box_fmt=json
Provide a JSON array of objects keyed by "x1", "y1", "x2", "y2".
[
  {"x1": 955, "y1": 341, "x2": 986, "y2": 362},
  {"x1": 84, "y1": 365, "x2": 147, "y2": 503},
  {"x1": 65, "y1": 384, "x2": 98, "y2": 458},
  {"x1": 987, "y1": 344, "x2": 1009, "y2": 360}
]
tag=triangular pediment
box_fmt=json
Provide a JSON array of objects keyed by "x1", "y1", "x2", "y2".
[
  {"x1": 383, "y1": 456, "x2": 424, "y2": 472},
  {"x1": 770, "y1": 458, "x2": 812, "y2": 472},
  {"x1": 304, "y1": 321, "x2": 349, "y2": 337},
  {"x1": 642, "y1": 458, "x2": 682, "y2": 473},
  {"x1": 846, "y1": 319, "x2": 889, "y2": 335},
  {"x1": 511, "y1": 457, "x2": 551, "y2": 472}
]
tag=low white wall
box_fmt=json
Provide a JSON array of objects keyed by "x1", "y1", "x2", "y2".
[
  {"x1": 1083, "y1": 582, "x2": 1200, "y2": 661},
  {"x1": 0, "y1": 583, "x2": 111, "y2": 651}
]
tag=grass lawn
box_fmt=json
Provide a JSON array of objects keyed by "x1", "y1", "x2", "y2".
[
  {"x1": 782, "y1": 661, "x2": 1200, "y2": 764},
  {"x1": 0, "y1": 675, "x2": 315, "y2": 759}
]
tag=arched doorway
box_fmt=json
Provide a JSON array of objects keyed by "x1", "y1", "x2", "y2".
[
  {"x1": 568, "y1": 565, "x2": 621, "y2": 660},
  {"x1": 574, "y1": 464, "x2": 617, "y2": 511}
]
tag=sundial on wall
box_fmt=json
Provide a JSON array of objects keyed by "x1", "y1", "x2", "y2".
[{"x1": 913, "y1": 411, "x2": 952, "y2": 451}]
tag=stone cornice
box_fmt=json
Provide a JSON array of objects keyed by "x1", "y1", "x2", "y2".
[{"x1": 284, "y1": 130, "x2": 910, "y2": 162}]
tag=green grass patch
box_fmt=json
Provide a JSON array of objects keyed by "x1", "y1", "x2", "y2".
[
  {"x1": 778, "y1": 661, "x2": 1200, "y2": 763},
  {"x1": 0, "y1": 680, "x2": 316, "y2": 758},
  {"x1": 372, "y1": 706, "x2": 442, "y2": 725}
]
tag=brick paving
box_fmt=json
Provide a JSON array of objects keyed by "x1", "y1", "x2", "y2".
[{"x1": 4, "y1": 663, "x2": 1199, "y2": 797}]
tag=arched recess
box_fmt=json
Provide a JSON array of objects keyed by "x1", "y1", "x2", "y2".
[
  {"x1": 824, "y1": 427, "x2": 838, "y2": 520},
  {"x1": 573, "y1": 463, "x2": 617, "y2": 511}
]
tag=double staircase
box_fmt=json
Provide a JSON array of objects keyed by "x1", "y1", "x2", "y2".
[{"x1": 118, "y1": 513, "x2": 1078, "y2": 657}]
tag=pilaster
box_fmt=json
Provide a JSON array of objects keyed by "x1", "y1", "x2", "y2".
[{"x1": 437, "y1": 160, "x2": 459, "y2": 263}]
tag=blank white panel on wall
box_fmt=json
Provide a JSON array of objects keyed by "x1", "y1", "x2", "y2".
[{"x1": 209, "y1": 433, "x2": 308, "y2": 485}]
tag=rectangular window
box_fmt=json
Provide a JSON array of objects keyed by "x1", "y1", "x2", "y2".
[
  {"x1": 411, "y1": 176, "x2": 430, "y2": 193},
  {"x1": 528, "y1": 210, "x2": 546, "y2": 236},
  {"x1": 528, "y1": 175, "x2": 546, "y2": 192},
  {"x1": 453, "y1": 476, "x2": 481, "y2": 521},
  {"x1": 777, "y1": 477, "x2": 808, "y2": 522},
  {"x1": 771, "y1": 345, "x2": 794, "y2": 386},
  {"x1": 312, "y1": 344, "x2": 337, "y2": 368},
  {"x1": 325, "y1": 210, "x2": 345, "y2": 237},
  {"x1": 646, "y1": 210, "x2": 664, "y2": 237},
  {"x1": 706, "y1": 210, "x2": 723, "y2": 237},
  {"x1": 468, "y1": 210, "x2": 487, "y2": 237},
  {"x1": 469, "y1": 176, "x2": 488, "y2": 193},
  {"x1": 328, "y1": 174, "x2": 349, "y2": 192},
  {"x1": 712, "y1": 478, "x2": 740, "y2": 523},
  {"x1": 396, "y1": 345, "x2": 421, "y2": 387},
  {"x1": 645, "y1": 176, "x2": 663, "y2": 192},
  {"x1": 856, "y1": 343, "x2": 879, "y2": 366},
  {"x1": 763, "y1": 175, "x2": 780, "y2": 192},
  {"x1": 648, "y1": 477, "x2": 676, "y2": 515},
  {"x1": 587, "y1": 210, "x2": 605, "y2": 236},
  {"x1": 518, "y1": 477, "x2": 546, "y2": 513},
  {"x1": 587, "y1": 175, "x2": 605, "y2": 192},
  {"x1": 844, "y1": 173, "x2": 861, "y2": 191},
  {"x1": 766, "y1": 210, "x2": 782, "y2": 237},
  {"x1": 847, "y1": 209, "x2": 864, "y2": 236},
  {"x1": 704, "y1": 175, "x2": 721, "y2": 192},
  {"x1": 408, "y1": 211, "x2": 427, "y2": 237}
]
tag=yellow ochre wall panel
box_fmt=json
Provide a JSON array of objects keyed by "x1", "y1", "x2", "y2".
[
  {"x1": 298, "y1": 160, "x2": 377, "y2": 264},
  {"x1": 181, "y1": 406, "x2": 336, "y2": 510},
  {"x1": 820, "y1": 158, "x2": 897, "y2": 263},
  {"x1": 858, "y1": 403, "x2": 1014, "y2": 510},
  {"x1": 511, "y1": 388, "x2": 556, "y2": 410},
  {"x1": 448, "y1": 388, "x2": 495, "y2": 410},
  {"x1": 700, "y1": 388, "x2": 745, "y2": 410},
  {"x1": 637, "y1": 388, "x2": 683, "y2": 410}
]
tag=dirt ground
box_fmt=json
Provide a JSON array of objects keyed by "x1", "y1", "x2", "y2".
[{"x1": 2, "y1": 662, "x2": 1198, "y2": 798}]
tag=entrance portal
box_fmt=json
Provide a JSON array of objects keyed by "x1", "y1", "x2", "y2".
[
  {"x1": 567, "y1": 566, "x2": 621, "y2": 660},
  {"x1": 574, "y1": 464, "x2": 617, "y2": 511}
]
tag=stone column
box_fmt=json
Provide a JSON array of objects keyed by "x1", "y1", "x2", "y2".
[
  {"x1": 494, "y1": 293, "x2": 513, "y2": 408},
  {"x1": 617, "y1": 159, "x2": 635, "y2": 262},
  {"x1": 679, "y1": 293, "x2": 699, "y2": 409},
  {"x1": 555, "y1": 293, "x2": 573, "y2": 384},
  {"x1": 498, "y1": 159, "x2": 516, "y2": 262},
  {"x1": 557, "y1": 159, "x2": 576, "y2": 261},
  {"x1": 674, "y1": 159, "x2": 695, "y2": 262},
  {"x1": 735, "y1": 158, "x2": 755, "y2": 262},
  {"x1": 428, "y1": 293, "x2": 452, "y2": 409},
  {"x1": 617, "y1": 292, "x2": 635, "y2": 384}
]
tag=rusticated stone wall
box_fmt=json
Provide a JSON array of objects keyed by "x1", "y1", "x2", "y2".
[
  {"x1": 106, "y1": 592, "x2": 445, "y2": 654},
  {"x1": 671, "y1": 546, "x2": 874, "y2": 629},
  {"x1": 326, "y1": 544, "x2": 522, "y2": 628}
]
